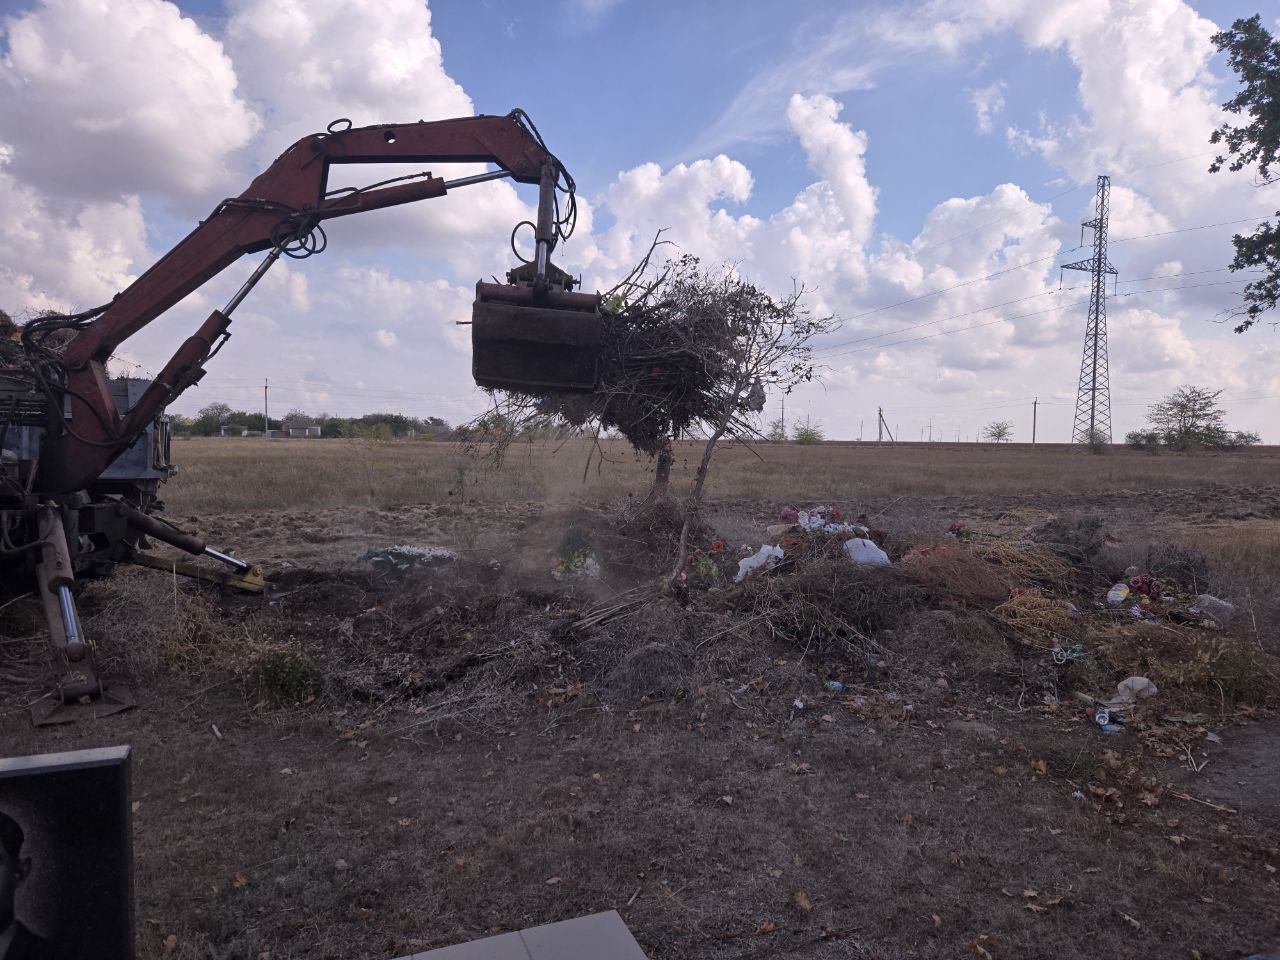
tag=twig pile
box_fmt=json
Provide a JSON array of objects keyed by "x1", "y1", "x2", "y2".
[
  {"x1": 992, "y1": 588, "x2": 1075, "y2": 642},
  {"x1": 981, "y1": 542, "x2": 1073, "y2": 590}
]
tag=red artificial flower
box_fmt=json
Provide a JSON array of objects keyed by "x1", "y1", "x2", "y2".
[
  {"x1": 832, "y1": 509, "x2": 842, "y2": 520},
  {"x1": 710, "y1": 539, "x2": 725, "y2": 553}
]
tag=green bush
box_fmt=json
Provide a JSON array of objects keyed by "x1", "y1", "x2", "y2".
[{"x1": 255, "y1": 647, "x2": 321, "y2": 704}]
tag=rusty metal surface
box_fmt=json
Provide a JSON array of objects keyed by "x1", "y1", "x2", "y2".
[{"x1": 472, "y1": 283, "x2": 602, "y2": 392}]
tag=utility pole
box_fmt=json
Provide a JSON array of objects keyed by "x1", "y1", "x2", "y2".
[
  {"x1": 1032, "y1": 397, "x2": 1038, "y2": 446},
  {"x1": 876, "y1": 407, "x2": 894, "y2": 444},
  {"x1": 858, "y1": 419, "x2": 864, "y2": 442},
  {"x1": 1061, "y1": 175, "x2": 1118, "y2": 450},
  {"x1": 263, "y1": 378, "x2": 269, "y2": 438},
  {"x1": 780, "y1": 396, "x2": 786, "y2": 439},
  {"x1": 955, "y1": 428, "x2": 960, "y2": 443},
  {"x1": 920, "y1": 426, "x2": 925, "y2": 443},
  {"x1": 927, "y1": 418, "x2": 932, "y2": 443}
]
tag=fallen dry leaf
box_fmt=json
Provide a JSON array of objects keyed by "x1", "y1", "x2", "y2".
[
  {"x1": 1120, "y1": 912, "x2": 1141, "y2": 930},
  {"x1": 545, "y1": 876, "x2": 562, "y2": 885},
  {"x1": 1103, "y1": 749, "x2": 1122, "y2": 769},
  {"x1": 1022, "y1": 888, "x2": 1039, "y2": 898},
  {"x1": 966, "y1": 936, "x2": 994, "y2": 960},
  {"x1": 1168, "y1": 835, "x2": 1189, "y2": 845},
  {"x1": 792, "y1": 891, "x2": 813, "y2": 914},
  {"x1": 233, "y1": 871, "x2": 249, "y2": 888},
  {"x1": 397, "y1": 818, "x2": 412, "y2": 827},
  {"x1": 992, "y1": 765, "x2": 1008, "y2": 776},
  {"x1": 754, "y1": 922, "x2": 777, "y2": 934},
  {"x1": 1032, "y1": 759, "x2": 1047, "y2": 776},
  {"x1": 1024, "y1": 903, "x2": 1047, "y2": 913},
  {"x1": 932, "y1": 913, "x2": 942, "y2": 928}
]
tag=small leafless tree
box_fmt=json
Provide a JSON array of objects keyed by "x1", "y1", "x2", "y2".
[
  {"x1": 475, "y1": 245, "x2": 838, "y2": 585},
  {"x1": 983, "y1": 420, "x2": 1014, "y2": 444}
]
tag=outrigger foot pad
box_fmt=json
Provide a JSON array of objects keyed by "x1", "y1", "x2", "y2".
[{"x1": 30, "y1": 674, "x2": 136, "y2": 726}]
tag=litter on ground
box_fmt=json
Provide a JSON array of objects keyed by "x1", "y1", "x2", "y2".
[{"x1": 360, "y1": 545, "x2": 457, "y2": 570}]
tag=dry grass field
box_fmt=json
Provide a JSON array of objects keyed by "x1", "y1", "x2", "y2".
[
  {"x1": 3, "y1": 438, "x2": 1279, "y2": 959},
  {"x1": 163, "y1": 436, "x2": 1280, "y2": 511}
]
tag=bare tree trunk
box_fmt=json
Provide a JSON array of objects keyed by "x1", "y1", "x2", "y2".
[
  {"x1": 651, "y1": 438, "x2": 673, "y2": 500},
  {"x1": 667, "y1": 421, "x2": 729, "y2": 588}
]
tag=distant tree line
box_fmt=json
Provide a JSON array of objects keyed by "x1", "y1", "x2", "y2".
[
  {"x1": 765, "y1": 415, "x2": 826, "y2": 443},
  {"x1": 175, "y1": 402, "x2": 452, "y2": 439}
]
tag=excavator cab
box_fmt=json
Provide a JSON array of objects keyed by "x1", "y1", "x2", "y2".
[{"x1": 470, "y1": 161, "x2": 603, "y2": 393}]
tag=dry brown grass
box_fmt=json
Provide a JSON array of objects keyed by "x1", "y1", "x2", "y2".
[
  {"x1": 163, "y1": 437, "x2": 1280, "y2": 513},
  {"x1": 900, "y1": 542, "x2": 1014, "y2": 608}
]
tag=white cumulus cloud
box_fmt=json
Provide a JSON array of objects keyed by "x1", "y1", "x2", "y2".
[{"x1": 0, "y1": 0, "x2": 259, "y2": 197}]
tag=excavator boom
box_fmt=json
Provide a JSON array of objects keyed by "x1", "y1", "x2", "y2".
[
  {"x1": 4, "y1": 107, "x2": 600, "y2": 723},
  {"x1": 36, "y1": 109, "x2": 595, "y2": 493}
]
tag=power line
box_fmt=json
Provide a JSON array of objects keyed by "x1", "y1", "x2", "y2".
[
  {"x1": 822, "y1": 278, "x2": 1253, "y2": 361},
  {"x1": 839, "y1": 213, "x2": 1274, "y2": 325},
  {"x1": 817, "y1": 266, "x2": 1255, "y2": 356},
  {"x1": 817, "y1": 285, "x2": 1087, "y2": 354},
  {"x1": 1110, "y1": 215, "x2": 1274, "y2": 244}
]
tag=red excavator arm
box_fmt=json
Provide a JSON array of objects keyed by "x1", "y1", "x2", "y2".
[{"x1": 37, "y1": 109, "x2": 574, "y2": 493}]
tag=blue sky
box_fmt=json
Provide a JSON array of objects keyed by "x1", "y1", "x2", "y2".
[{"x1": 1, "y1": 0, "x2": 1277, "y2": 441}]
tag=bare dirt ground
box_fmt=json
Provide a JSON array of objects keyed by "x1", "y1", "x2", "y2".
[{"x1": 2, "y1": 440, "x2": 1279, "y2": 959}]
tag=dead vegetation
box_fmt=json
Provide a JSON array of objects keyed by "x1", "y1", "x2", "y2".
[{"x1": 4, "y1": 444, "x2": 1280, "y2": 959}]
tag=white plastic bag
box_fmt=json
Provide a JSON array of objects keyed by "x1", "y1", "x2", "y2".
[
  {"x1": 734, "y1": 544, "x2": 784, "y2": 582},
  {"x1": 842, "y1": 538, "x2": 890, "y2": 566}
]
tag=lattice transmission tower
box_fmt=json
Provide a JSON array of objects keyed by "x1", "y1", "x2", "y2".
[{"x1": 1061, "y1": 175, "x2": 1118, "y2": 449}]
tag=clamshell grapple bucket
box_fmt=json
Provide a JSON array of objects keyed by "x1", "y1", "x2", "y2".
[{"x1": 471, "y1": 280, "x2": 602, "y2": 392}]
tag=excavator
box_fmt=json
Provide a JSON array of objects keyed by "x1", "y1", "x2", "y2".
[{"x1": 0, "y1": 109, "x2": 602, "y2": 724}]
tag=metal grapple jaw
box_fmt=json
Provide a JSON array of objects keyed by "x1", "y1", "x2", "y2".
[
  {"x1": 470, "y1": 158, "x2": 603, "y2": 394},
  {"x1": 471, "y1": 271, "x2": 602, "y2": 393}
]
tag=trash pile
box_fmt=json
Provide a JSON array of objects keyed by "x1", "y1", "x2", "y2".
[
  {"x1": 709, "y1": 506, "x2": 1277, "y2": 728},
  {"x1": 552, "y1": 527, "x2": 602, "y2": 581},
  {"x1": 360, "y1": 544, "x2": 457, "y2": 572},
  {"x1": 1084, "y1": 676, "x2": 1159, "y2": 733},
  {"x1": 732, "y1": 505, "x2": 890, "y2": 582},
  {"x1": 1103, "y1": 565, "x2": 1235, "y2": 627}
]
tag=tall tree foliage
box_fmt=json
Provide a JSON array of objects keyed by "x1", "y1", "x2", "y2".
[
  {"x1": 1130, "y1": 384, "x2": 1261, "y2": 450},
  {"x1": 1210, "y1": 15, "x2": 1280, "y2": 331}
]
